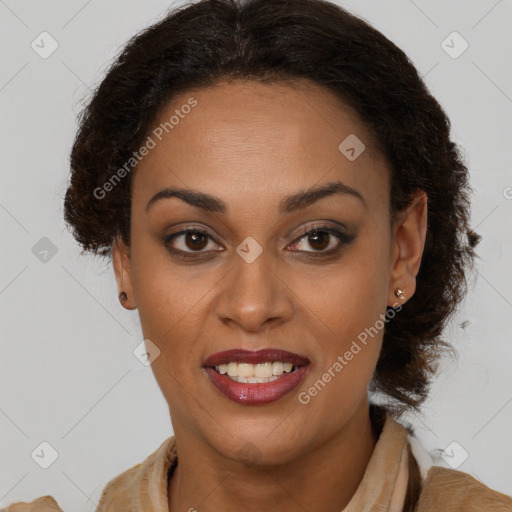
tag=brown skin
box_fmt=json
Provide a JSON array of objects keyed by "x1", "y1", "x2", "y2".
[{"x1": 113, "y1": 79, "x2": 427, "y2": 512}]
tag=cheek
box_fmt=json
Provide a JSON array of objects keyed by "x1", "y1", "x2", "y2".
[
  {"x1": 303, "y1": 274, "x2": 385, "y2": 379},
  {"x1": 129, "y1": 226, "x2": 206, "y2": 332},
  {"x1": 133, "y1": 273, "x2": 207, "y2": 369},
  {"x1": 292, "y1": 245, "x2": 389, "y2": 340},
  {"x1": 128, "y1": 237, "x2": 203, "y2": 377},
  {"x1": 291, "y1": 234, "x2": 390, "y2": 390},
  {"x1": 294, "y1": 266, "x2": 386, "y2": 428}
]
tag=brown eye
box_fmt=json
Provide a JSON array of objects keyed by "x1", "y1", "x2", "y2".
[
  {"x1": 307, "y1": 230, "x2": 330, "y2": 251},
  {"x1": 164, "y1": 228, "x2": 222, "y2": 258},
  {"x1": 288, "y1": 225, "x2": 354, "y2": 257},
  {"x1": 184, "y1": 231, "x2": 208, "y2": 251}
]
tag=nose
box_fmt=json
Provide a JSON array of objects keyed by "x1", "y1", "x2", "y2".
[{"x1": 215, "y1": 247, "x2": 294, "y2": 333}]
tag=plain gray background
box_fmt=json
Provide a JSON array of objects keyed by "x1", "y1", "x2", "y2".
[{"x1": 1, "y1": 0, "x2": 511, "y2": 509}]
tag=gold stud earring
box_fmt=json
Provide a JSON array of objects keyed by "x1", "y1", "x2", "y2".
[{"x1": 394, "y1": 288, "x2": 405, "y2": 300}]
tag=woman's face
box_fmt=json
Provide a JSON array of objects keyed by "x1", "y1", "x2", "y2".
[{"x1": 114, "y1": 79, "x2": 426, "y2": 464}]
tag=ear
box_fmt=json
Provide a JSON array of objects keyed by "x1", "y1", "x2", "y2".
[
  {"x1": 387, "y1": 190, "x2": 428, "y2": 307},
  {"x1": 112, "y1": 236, "x2": 137, "y2": 310}
]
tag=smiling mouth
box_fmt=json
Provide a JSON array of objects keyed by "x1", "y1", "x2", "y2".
[
  {"x1": 202, "y1": 348, "x2": 310, "y2": 387},
  {"x1": 211, "y1": 361, "x2": 301, "y2": 383}
]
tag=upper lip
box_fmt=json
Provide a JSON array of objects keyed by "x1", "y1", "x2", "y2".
[{"x1": 203, "y1": 348, "x2": 310, "y2": 367}]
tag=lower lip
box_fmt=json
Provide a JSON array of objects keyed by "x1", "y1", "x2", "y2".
[{"x1": 204, "y1": 366, "x2": 309, "y2": 405}]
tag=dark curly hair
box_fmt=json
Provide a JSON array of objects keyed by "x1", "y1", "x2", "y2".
[{"x1": 63, "y1": 0, "x2": 481, "y2": 418}]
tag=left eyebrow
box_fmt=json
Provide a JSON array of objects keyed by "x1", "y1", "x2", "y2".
[
  {"x1": 145, "y1": 180, "x2": 365, "y2": 214},
  {"x1": 279, "y1": 180, "x2": 365, "y2": 213}
]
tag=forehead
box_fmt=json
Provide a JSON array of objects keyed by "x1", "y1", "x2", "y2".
[{"x1": 132, "y1": 78, "x2": 389, "y2": 211}]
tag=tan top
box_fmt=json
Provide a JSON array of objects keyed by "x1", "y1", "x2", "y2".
[{"x1": 3, "y1": 411, "x2": 511, "y2": 511}]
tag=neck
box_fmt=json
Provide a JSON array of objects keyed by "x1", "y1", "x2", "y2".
[{"x1": 168, "y1": 401, "x2": 380, "y2": 512}]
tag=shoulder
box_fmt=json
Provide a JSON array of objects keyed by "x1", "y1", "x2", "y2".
[
  {"x1": 416, "y1": 465, "x2": 512, "y2": 511},
  {"x1": 2, "y1": 437, "x2": 177, "y2": 512},
  {"x1": 94, "y1": 459, "x2": 144, "y2": 509},
  {"x1": 1, "y1": 495, "x2": 63, "y2": 511},
  {"x1": 96, "y1": 435, "x2": 177, "y2": 510}
]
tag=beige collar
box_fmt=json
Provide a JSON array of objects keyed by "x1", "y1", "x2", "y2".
[
  {"x1": 342, "y1": 414, "x2": 411, "y2": 511},
  {"x1": 95, "y1": 410, "x2": 417, "y2": 511}
]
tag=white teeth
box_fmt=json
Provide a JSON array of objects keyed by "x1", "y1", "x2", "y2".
[
  {"x1": 255, "y1": 362, "x2": 273, "y2": 378},
  {"x1": 227, "y1": 362, "x2": 238, "y2": 377},
  {"x1": 229, "y1": 376, "x2": 280, "y2": 383},
  {"x1": 238, "y1": 363, "x2": 253, "y2": 378},
  {"x1": 272, "y1": 362, "x2": 284, "y2": 375},
  {"x1": 213, "y1": 361, "x2": 299, "y2": 380}
]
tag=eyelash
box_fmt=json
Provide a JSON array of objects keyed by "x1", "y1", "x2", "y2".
[{"x1": 163, "y1": 225, "x2": 353, "y2": 260}]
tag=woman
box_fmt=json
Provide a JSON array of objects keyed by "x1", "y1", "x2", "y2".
[{"x1": 5, "y1": 0, "x2": 512, "y2": 510}]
